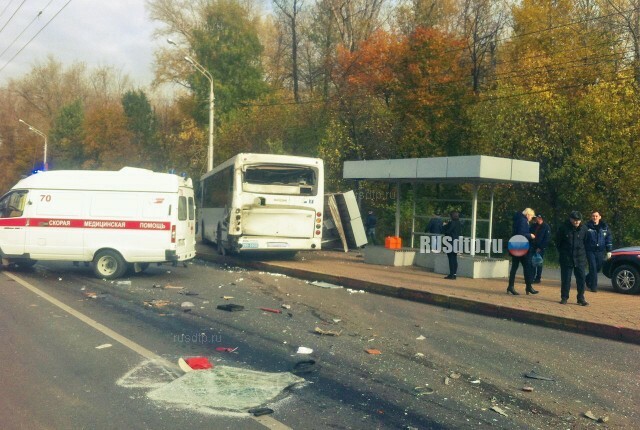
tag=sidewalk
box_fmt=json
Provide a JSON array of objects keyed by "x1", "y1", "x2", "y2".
[{"x1": 195, "y1": 244, "x2": 640, "y2": 345}]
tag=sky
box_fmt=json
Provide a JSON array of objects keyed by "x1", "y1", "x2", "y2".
[{"x1": 0, "y1": 0, "x2": 161, "y2": 87}]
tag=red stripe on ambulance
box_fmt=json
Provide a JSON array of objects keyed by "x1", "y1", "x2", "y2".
[{"x1": 0, "y1": 218, "x2": 170, "y2": 230}]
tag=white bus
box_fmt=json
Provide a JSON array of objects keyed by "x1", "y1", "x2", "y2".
[{"x1": 200, "y1": 153, "x2": 324, "y2": 254}]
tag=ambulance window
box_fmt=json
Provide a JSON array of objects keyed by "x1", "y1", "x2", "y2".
[
  {"x1": 178, "y1": 196, "x2": 187, "y2": 221},
  {"x1": 188, "y1": 197, "x2": 195, "y2": 220},
  {"x1": 0, "y1": 191, "x2": 27, "y2": 218}
]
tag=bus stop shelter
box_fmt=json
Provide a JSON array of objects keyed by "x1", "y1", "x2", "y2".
[{"x1": 343, "y1": 155, "x2": 540, "y2": 277}]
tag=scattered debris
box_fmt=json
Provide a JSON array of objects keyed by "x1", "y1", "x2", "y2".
[
  {"x1": 449, "y1": 372, "x2": 461, "y2": 379},
  {"x1": 314, "y1": 327, "x2": 342, "y2": 336},
  {"x1": 346, "y1": 288, "x2": 366, "y2": 294},
  {"x1": 181, "y1": 301, "x2": 195, "y2": 312},
  {"x1": 152, "y1": 284, "x2": 162, "y2": 288},
  {"x1": 332, "y1": 319, "x2": 341, "y2": 323},
  {"x1": 178, "y1": 358, "x2": 193, "y2": 373},
  {"x1": 281, "y1": 304, "x2": 291, "y2": 310},
  {"x1": 296, "y1": 346, "x2": 313, "y2": 355},
  {"x1": 444, "y1": 377, "x2": 451, "y2": 385},
  {"x1": 292, "y1": 359, "x2": 317, "y2": 375},
  {"x1": 248, "y1": 407, "x2": 274, "y2": 417},
  {"x1": 490, "y1": 406, "x2": 508, "y2": 417},
  {"x1": 83, "y1": 291, "x2": 107, "y2": 299},
  {"x1": 260, "y1": 307, "x2": 282, "y2": 314},
  {"x1": 415, "y1": 386, "x2": 434, "y2": 396},
  {"x1": 222, "y1": 296, "x2": 234, "y2": 300},
  {"x1": 95, "y1": 343, "x2": 112, "y2": 349},
  {"x1": 144, "y1": 299, "x2": 171, "y2": 308},
  {"x1": 310, "y1": 281, "x2": 343, "y2": 289},
  {"x1": 365, "y1": 348, "x2": 382, "y2": 355},
  {"x1": 179, "y1": 290, "x2": 199, "y2": 296},
  {"x1": 115, "y1": 280, "x2": 131, "y2": 286},
  {"x1": 164, "y1": 285, "x2": 183, "y2": 290},
  {"x1": 215, "y1": 347, "x2": 238, "y2": 353},
  {"x1": 524, "y1": 370, "x2": 554, "y2": 381},
  {"x1": 414, "y1": 353, "x2": 425, "y2": 358},
  {"x1": 416, "y1": 335, "x2": 426, "y2": 340},
  {"x1": 217, "y1": 304, "x2": 245, "y2": 312},
  {"x1": 584, "y1": 411, "x2": 609, "y2": 423},
  {"x1": 184, "y1": 357, "x2": 213, "y2": 370},
  {"x1": 522, "y1": 386, "x2": 534, "y2": 392},
  {"x1": 470, "y1": 379, "x2": 481, "y2": 384}
]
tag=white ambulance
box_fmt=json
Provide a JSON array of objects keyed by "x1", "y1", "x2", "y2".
[{"x1": 0, "y1": 167, "x2": 196, "y2": 279}]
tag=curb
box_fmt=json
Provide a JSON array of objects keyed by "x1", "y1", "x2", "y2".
[{"x1": 196, "y1": 251, "x2": 640, "y2": 346}]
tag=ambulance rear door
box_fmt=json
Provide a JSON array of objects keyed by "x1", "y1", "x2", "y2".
[{"x1": 174, "y1": 187, "x2": 196, "y2": 259}]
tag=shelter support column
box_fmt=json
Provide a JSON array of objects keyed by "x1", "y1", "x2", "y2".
[
  {"x1": 470, "y1": 184, "x2": 479, "y2": 257},
  {"x1": 488, "y1": 187, "x2": 495, "y2": 258},
  {"x1": 411, "y1": 184, "x2": 416, "y2": 248},
  {"x1": 395, "y1": 182, "x2": 401, "y2": 237}
]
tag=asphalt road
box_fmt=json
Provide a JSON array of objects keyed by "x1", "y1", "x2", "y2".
[{"x1": 0, "y1": 258, "x2": 638, "y2": 429}]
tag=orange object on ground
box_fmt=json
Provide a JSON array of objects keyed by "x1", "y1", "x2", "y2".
[
  {"x1": 185, "y1": 357, "x2": 213, "y2": 369},
  {"x1": 384, "y1": 236, "x2": 402, "y2": 249},
  {"x1": 365, "y1": 348, "x2": 382, "y2": 355}
]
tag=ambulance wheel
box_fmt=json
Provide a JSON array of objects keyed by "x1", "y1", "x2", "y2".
[
  {"x1": 93, "y1": 250, "x2": 127, "y2": 279},
  {"x1": 15, "y1": 259, "x2": 38, "y2": 268}
]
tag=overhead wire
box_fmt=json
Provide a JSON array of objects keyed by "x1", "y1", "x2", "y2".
[
  {"x1": 0, "y1": 0, "x2": 73, "y2": 75},
  {"x1": 0, "y1": 0, "x2": 55, "y2": 61},
  {"x1": 0, "y1": 0, "x2": 27, "y2": 35}
]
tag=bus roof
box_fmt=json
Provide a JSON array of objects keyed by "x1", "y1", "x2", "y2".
[
  {"x1": 201, "y1": 153, "x2": 323, "y2": 180},
  {"x1": 12, "y1": 167, "x2": 193, "y2": 192}
]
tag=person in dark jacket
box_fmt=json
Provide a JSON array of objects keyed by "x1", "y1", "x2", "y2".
[
  {"x1": 530, "y1": 214, "x2": 551, "y2": 283},
  {"x1": 585, "y1": 210, "x2": 613, "y2": 292},
  {"x1": 442, "y1": 211, "x2": 461, "y2": 280},
  {"x1": 556, "y1": 211, "x2": 589, "y2": 306},
  {"x1": 365, "y1": 210, "x2": 377, "y2": 245},
  {"x1": 426, "y1": 213, "x2": 444, "y2": 235},
  {"x1": 507, "y1": 208, "x2": 538, "y2": 295}
]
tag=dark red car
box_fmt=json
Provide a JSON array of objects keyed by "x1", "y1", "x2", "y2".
[{"x1": 603, "y1": 247, "x2": 640, "y2": 294}]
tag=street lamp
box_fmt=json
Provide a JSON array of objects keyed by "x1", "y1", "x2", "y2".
[
  {"x1": 167, "y1": 38, "x2": 215, "y2": 171},
  {"x1": 19, "y1": 119, "x2": 48, "y2": 171}
]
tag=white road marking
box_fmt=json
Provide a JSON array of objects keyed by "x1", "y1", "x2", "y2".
[{"x1": 4, "y1": 271, "x2": 292, "y2": 430}]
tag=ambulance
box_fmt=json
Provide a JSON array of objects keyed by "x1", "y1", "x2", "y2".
[{"x1": 0, "y1": 167, "x2": 196, "y2": 279}]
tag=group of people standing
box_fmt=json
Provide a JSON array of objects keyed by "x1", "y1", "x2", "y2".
[{"x1": 508, "y1": 208, "x2": 613, "y2": 306}]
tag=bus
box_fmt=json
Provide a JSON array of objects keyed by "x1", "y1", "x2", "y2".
[{"x1": 200, "y1": 153, "x2": 324, "y2": 254}]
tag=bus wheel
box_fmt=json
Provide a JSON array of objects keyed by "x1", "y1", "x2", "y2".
[
  {"x1": 93, "y1": 250, "x2": 127, "y2": 280},
  {"x1": 216, "y1": 225, "x2": 226, "y2": 256}
]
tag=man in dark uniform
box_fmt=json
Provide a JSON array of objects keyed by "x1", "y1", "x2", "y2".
[
  {"x1": 442, "y1": 211, "x2": 461, "y2": 280},
  {"x1": 556, "y1": 211, "x2": 589, "y2": 306},
  {"x1": 585, "y1": 210, "x2": 613, "y2": 292}
]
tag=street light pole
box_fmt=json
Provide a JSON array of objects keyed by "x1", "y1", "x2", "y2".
[
  {"x1": 167, "y1": 39, "x2": 215, "y2": 171},
  {"x1": 19, "y1": 119, "x2": 48, "y2": 171}
]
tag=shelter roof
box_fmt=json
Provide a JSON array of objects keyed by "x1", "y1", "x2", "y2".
[{"x1": 343, "y1": 155, "x2": 538, "y2": 184}]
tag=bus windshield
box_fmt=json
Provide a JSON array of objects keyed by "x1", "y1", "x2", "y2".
[{"x1": 243, "y1": 165, "x2": 316, "y2": 186}]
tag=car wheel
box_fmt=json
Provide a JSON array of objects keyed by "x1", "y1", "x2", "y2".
[
  {"x1": 93, "y1": 249, "x2": 127, "y2": 280},
  {"x1": 611, "y1": 264, "x2": 640, "y2": 294}
]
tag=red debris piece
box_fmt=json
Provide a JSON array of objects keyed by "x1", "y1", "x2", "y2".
[
  {"x1": 185, "y1": 357, "x2": 213, "y2": 370},
  {"x1": 259, "y1": 307, "x2": 282, "y2": 314},
  {"x1": 215, "y1": 347, "x2": 238, "y2": 353}
]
